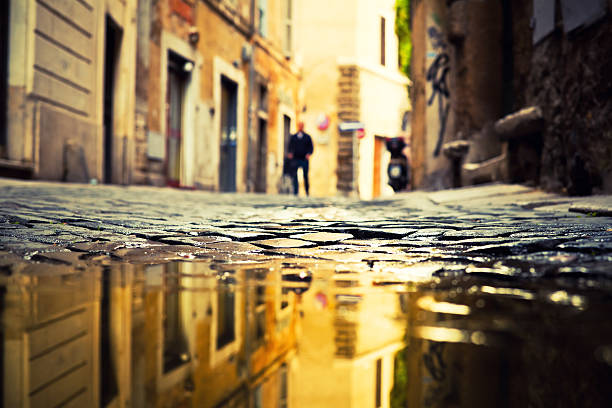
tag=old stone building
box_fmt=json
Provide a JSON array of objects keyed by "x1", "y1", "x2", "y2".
[
  {"x1": 1, "y1": 0, "x2": 410, "y2": 196},
  {"x1": 1, "y1": 0, "x2": 138, "y2": 183},
  {"x1": 2, "y1": 262, "x2": 300, "y2": 407},
  {"x1": 295, "y1": 0, "x2": 410, "y2": 199},
  {"x1": 411, "y1": 0, "x2": 612, "y2": 195},
  {"x1": 1, "y1": 0, "x2": 300, "y2": 193},
  {"x1": 132, "y1": 0, "x2": 301, "y2": 192}
]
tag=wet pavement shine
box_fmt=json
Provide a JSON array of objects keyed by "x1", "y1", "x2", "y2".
[{"x1": 1, "y1": 179, "x2": 612, "y2": 407}]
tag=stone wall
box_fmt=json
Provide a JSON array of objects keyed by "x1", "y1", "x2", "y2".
[
  {"x1": 4, "y1": 0, "x2": 137, "y2": 184},
  {"x1": 411, "y1": 0, "x2": 612, "y2": 194},
  {"x1": 336, "y1": 65, "x2": 360, "y2": 194},
  {"x1": 523, "y1": 7, "x2": 612, "y2": 195}
]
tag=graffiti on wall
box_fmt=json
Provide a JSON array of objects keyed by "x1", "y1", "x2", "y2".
[
  {"x1": 426, "y1": 26, "x2": 450, "y2": 157},
  {"x1": 422, "y1": 341, "x2": 448, "y2": 407}
]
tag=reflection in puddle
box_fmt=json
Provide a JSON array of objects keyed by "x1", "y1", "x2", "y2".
[
  {"x1": 2, "y1": 260, "x2": 612, "y2": 407},
  {"x1": 406, "y1": 276, "x2": 612, "y2": 407}
]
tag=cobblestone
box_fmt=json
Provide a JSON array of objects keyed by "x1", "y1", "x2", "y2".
[{"x1": 0, "y1": 179, "x2": 611, "y2": 284}]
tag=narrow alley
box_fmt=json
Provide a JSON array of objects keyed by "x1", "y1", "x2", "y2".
[{"x1": 1, "y1": 179, "x2": 611, "y2": 407}]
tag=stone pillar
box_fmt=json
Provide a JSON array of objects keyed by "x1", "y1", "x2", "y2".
[{"x1": 336, "y1": 65, "x2": 360, "y2": 195}]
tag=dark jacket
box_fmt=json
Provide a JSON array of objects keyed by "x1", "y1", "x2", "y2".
[{"x1": 288, "y1": 132, "x2": 314, "y2": 160}]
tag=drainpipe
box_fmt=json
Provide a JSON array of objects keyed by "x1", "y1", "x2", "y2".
[
  {"x1": 243, "y1": 0, "x2": 255, "y2": 390},
  {"x1": 246, "y1": 0, "x2": 256, "y2": 192}
]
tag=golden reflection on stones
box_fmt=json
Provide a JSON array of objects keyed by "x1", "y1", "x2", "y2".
[
  {"x1": 416, "y1": 295, "x2": 471, "y2": 315},
  {"x1": 3, "y1": 257, "x2": 612, "y2": 407}
]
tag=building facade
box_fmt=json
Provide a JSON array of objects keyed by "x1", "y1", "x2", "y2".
[
  {"x1": 1, "y1": 0, "x2": 301, "y2": 193},
  {"x1": 132, "y1": 0, "x2": 301, "y2": 192},
  {"x1": 410, "y1": 0, "x2": 612, "y2": 194},
  {"x1": 1, "y1": 0, "x2": 138, "y2": 183},
  {"x1": 294, "y1": 0, "x2": 410, "y2": 199},
  {"x1": 291, "y1": 270, "x2": 406, "y2": 407},
  {"x1": 2, "y1": 261, "x2": 301, "y2": 407},
  {"x1": 1, "y1": 0, "x2": 411, "y2": 197}
]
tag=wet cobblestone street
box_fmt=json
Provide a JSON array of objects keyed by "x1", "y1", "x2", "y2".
[{"x1": 2, "y1": 179, "x2": 612, "y2": 407}]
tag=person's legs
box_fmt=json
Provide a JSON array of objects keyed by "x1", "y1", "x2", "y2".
[
  {"x1": 291, "y1": 161, "x2": 299, "y2": 195},
  {"x1": 303, "y1": 159, "x2": 310, "y2": 196}
]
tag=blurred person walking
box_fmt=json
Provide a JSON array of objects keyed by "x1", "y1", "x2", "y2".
[{"x1": 287, "y1": 121, "x2": 314, "y2": 196}]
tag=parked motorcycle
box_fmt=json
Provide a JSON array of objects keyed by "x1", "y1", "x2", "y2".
[{"x1": 386, "y1": 137, "x2": 409, "y2": 192}]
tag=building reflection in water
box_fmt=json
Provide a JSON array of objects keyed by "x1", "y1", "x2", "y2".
[
  {"x1": 2, "y1": 264, "x2": 102, "y2": 407},
  {"x1": 292, "y1": 266, "x2": 407, "y2": 408},
  {"x1": 403, "y1": 275, "x2": 612, "y2": 408},
  {"x1": 1, "y1": 260, "x2": 310, "y2": 407},
  {"x1": 4, "y1": 261, "x2": 612, "y2": 407}
]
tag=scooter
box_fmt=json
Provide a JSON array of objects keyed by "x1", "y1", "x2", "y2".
[{"x1": 386, "y1": 137, "x2": 409, "y2": 192}]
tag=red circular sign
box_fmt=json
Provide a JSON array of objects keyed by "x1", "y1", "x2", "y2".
[{"x1": 317, "y1": 114, "x2": 330, "y2": 131}]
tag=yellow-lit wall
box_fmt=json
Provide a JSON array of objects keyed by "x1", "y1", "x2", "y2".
[{"x1": 295, "y1": 0, "x2": 409, "y2": 197}]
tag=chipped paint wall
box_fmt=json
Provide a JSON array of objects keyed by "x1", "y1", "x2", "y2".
[{"x1": 134, "y1": 0, "x2": 300, "y2": 192}]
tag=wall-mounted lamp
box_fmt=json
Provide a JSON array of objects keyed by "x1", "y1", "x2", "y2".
[
  {"x1": 188, "y1": 27, "x2": 199, "y2": 45},
  {"x1": 241, "y1": 44, "x2": 252, "y2": 63}
]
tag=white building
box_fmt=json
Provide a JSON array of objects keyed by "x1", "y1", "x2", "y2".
[{"x1": 295, "y1": 0, "x2": 410, "y2": 198}]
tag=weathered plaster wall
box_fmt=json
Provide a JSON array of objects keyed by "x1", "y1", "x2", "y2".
[
  {"x1": 296, "y1": 0, "x2": 408, "y2": 198},
  {"x1": 135, "y1": 0, "x2": 300, "y2": 193},
  {"x1": 455, "y1": 0, "x2": 504, "y2": 133},
  {"x1": 295, "y1": 0, "x2": 357, "y2": 197},
  {"x1": 355, "y1": 0, "x2": 400, "y2": 70},
  {"x1": 253, "y1": 46, "x2": 300, "y2": 193},
  {"x1": 411, "y1": 0, "x2": 427, "y2": 188},
  {"x1": 137, "y1": 0, "x2": 207, "y2": 187},
  {"x1": 510, "y1": 0, "x2": 534, "y2": 112},
  {"x1": 422, "y1": 0, "x2": 453, "y2": 189},
  {"x1": 8, "y1": 0, "x2": 95, "y2": 179},
  {"x1": 455, "y1": 0, "x2": 504, "y2": 169},
  {"x1": 5, "y1": 0, "x2": 137, "y2": 183},
  {"x1": 412, "y1": 0, "x2": 507, "y2": 190}
]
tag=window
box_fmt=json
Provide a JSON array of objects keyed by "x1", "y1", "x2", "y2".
[
  {"x1": 380, "y1": 17, "x2": 386, "y2": 66},
  {"x1": 217, "y1": 273, "x2": 236, "y2": 349},
  {"x1": 251, "y1": 268, "x2": 267, "y2": 345},
  {"x1": 282, "y1": 0, "x2": 293, "y2": 56},
  {"x1": 163, "y1": 263, "x2": 189, "y2": 372},
  {"x1": 257, "y1": 0, "x2": 267, "y2": 37},
  {"x1": 258, "y1": 82, "x2": 268, "y2": 113}
]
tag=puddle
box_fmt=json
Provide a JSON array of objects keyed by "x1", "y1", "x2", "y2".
[{"x1": 2, "y1": 255, "x2": 612, "y2": 407}]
